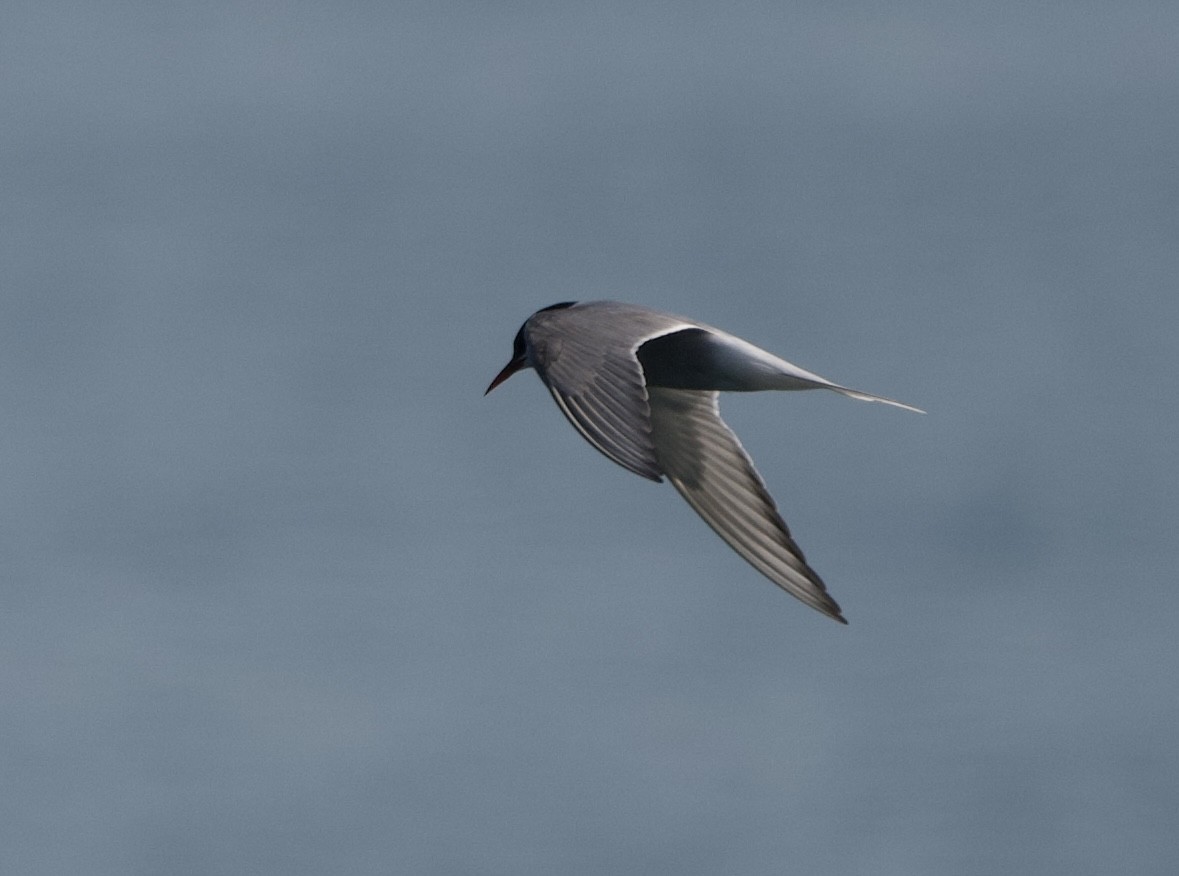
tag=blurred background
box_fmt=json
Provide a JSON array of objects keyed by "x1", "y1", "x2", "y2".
[{"x1": 3, "y1": 2, "x2": 1176, "y2": 873}]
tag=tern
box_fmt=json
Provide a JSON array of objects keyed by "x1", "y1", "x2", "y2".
[{"x1": 485, "y1": 300, "x2": 922, "y2": 623}]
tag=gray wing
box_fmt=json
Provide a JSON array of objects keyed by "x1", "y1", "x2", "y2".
[
  {"x1": 646, "y1": 386, "x2": 847, "y2": 623},
  {"x1": 526, "y1": 303, "x2": 695, "y2": 482}
]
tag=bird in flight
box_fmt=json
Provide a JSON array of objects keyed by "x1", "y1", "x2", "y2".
[{"x1": 485, "y1": 300, "x2": 922, "y2": 623}]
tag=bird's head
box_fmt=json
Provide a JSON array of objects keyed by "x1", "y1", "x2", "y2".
[
  {"x1": 485, "y1": 301, "x2": 578, "y2": 395},
  {"x1": 485, "y1": 325, "x2": 530, "y2": 394}
]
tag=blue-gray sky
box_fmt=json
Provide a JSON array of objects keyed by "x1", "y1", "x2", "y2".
[{"x1": 3, "y1": 3, "x2": 1177, "y2": 874}]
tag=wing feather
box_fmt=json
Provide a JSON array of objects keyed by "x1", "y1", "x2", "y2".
[
  {"x1": 647, "y1": 386, "x2": 847, "y2": 623},
  {"x1": 526, "y1": 304, "x2": 696, "y2": 482}
]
